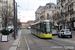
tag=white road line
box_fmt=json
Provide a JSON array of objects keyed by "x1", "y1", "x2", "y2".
[
  {"x1": 24, "y1": 35, "x2": 30, "y2": 50},
  {"x1": 18, "y1": 41, "x2": 20, "y2": 47}
]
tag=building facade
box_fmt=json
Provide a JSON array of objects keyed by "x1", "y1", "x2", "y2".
[
  {"x1": 40, "y1": 3, "x2": 56, "y2": 22},
  {"x1": 35, "y1": 3, "x2": 56, "y2": 27},
  {"x1": 35, "y1": 6, "x2": 43, "y2": 22},
  {"x1": 56, "y1": 0, "x2": 75, "y2": 30},
  {"x1": 20, "y1": 20, "x2": 34, "y2": 29}
]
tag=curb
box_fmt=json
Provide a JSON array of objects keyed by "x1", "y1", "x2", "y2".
[{"x1": 9, "y1": 30, "x2": 21, "y2": 50}]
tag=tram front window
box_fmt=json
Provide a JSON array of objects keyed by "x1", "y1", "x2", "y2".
[
  {"x1": 43, "y1": 22, "x2": 52, "y2": 34},
  {"x1": 46, "y1": 24, "x2": 50, "y2": 32}
]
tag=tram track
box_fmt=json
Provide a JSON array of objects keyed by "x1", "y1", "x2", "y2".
[
  {"x1": 45, "y1": 39, "x2": 74, "y2": 50},
  {"x1": 26, "y1": 33, "x2": 74, "y2": 50},
  {"x1": 23, "y1": 34, "x2": 43, "y2": 50},
  {"x1": 24, "y1": 35, "x2": 30, "y2": 50},
  {"x1": 23, "y1": 31, "x2": 74, "y2": 50},
  {"x1": 30, "y1": 37, "x2": 43, "y2": 50}
]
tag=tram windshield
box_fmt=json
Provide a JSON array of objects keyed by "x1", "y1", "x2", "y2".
[
  {"x1": 46, "y1": 24, "x2": 50, "y2": 32},
  {"x1": 43, "y1": 22, "x2": 52, "y2": 32}
]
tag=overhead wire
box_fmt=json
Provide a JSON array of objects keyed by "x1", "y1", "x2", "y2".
[{"x1": 27, "y1": 0, "x2": 30, "y2": 11}]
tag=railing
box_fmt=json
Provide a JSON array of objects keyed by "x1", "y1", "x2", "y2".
[
  {"x1": 68, "y1": 8, "x2": 73, "y2": 12},
  {"x1": 68, "y1": 0, "x2": 75, "y2": 6},
  {"x1": 69, "y1": 0, "x2": 75, "y2": 3},
  {"x1": 61, "y1": 0, "x2": 65, "y2": 2},
  {"x1": 64, "y1": 11, "x2": 68, "y2": 14},
  {"x1": 65, "y1": 3, "x2": 69, "y2": 6}
]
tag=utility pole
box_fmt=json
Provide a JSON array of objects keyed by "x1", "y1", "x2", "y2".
[
  {"x1": 15, "y1": 2, "x2": 18, "y2": 34},
  {"x1": 13, "y1": 0, "x2": 16, "y2": 39},
  {"x1": 6, "y1": 0, "x2": 8, "y2": 30}
]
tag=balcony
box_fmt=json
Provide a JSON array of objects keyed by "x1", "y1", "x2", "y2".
[
  {"x1": 61, "y1": 0, "x2": 65, "y2": 2},
  {"x1": 70, "y1": 17, "x2": 75, "y2": 21},
  {"x1": 9, "y1": 16, "x2": 13, "y2": 19},
  {"x1": 73, "y1": 6, "x2": 75, "y2": 11},
  {"x1": 65, "y1": 11, "x2": 68, "y2": 14},
  {"x1": 65, "y1": 3, "x2": 69, "y2": 6},
  {"x1": 68, "y1": 0, "x2": 75, "y2": 6},
  {"x1": 68, "y1": 8, "x2": 73, "y2": 12},
  {"x1": 69, "y1": 0, "x2": 75, "y2": 3},
  {"x1": 61, "y1": 9, "x2": 65, "y2": 14}
]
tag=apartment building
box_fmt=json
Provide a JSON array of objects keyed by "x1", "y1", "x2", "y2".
[
  {"x1": 35, "y1": 3, "x2": 56, "y2": 26},
  {"x1": 40, "y1": 3, "x2": 56, "y2": 24},
  {"x1": 56, "y1": 0, "x2": 75, "y2": 30},
  {"x1": 35, "y1": 6, "x2": 43, "y2": 22}
]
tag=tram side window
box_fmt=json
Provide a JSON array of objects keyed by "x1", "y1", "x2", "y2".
[
  {"x1": 36, "y1": 24, "x2": 38, "y2": 31},
  {"x1": 40, "y1": 23, "x2": 41, "y2": 31},
  {"x1": 32, "y1": 25, "x2": 34, "y2": 29},
  {"x1": 43, "y1": 22, "x2": 46, "y2": 32},
  {"x1": 32, "y1": 25, "x2": 35, "y2": 29},
  {"x1": 41, "y1": 23, "x2": 45, "y2": 32},
  {"x1": 40, "y1": 23, "x2": 43, "y2": 32},
  {"x1": 50, "y1": 23, "x2": 52, "y2": 32},
  {"x1": 37, "y1": 24, "x2": 40, "y2": 31},
  {"x1": 31, "y1": 26, "x2": 32, "y2": 29},
  {"x1": 35, "y1": 24, "x2": 37, "y2": 30}
]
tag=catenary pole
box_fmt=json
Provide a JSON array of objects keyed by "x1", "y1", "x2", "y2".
[
  {"x1": 15, "y1": 2, "x2": 18, "y2": 35},
  {"x1": 7, "y1": 0, "x2": 8, "y2": 30},
  {"x1": 13, "y1": 0, "x2": 16, "y2": 39}
]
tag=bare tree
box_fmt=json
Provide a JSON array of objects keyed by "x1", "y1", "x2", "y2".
[
  {"x1": 1, "y1": 6, "x2": 7, "y2": 29},
  {"x1": 1, "y1": 3, "x2": 14, "y2": 29}
]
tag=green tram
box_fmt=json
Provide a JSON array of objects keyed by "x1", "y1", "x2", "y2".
[{"x1": 31, "y1": 20, "x2": 52, "y2": 38}]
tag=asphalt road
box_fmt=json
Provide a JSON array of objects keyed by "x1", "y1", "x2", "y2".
[{"x1": 17, "y1": 29, "x2": 75, "y2": 50}]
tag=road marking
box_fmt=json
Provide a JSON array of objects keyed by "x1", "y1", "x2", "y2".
[
  {"x1": 18, "y1": 41, "x2": 20, "y2": 47},
  {"x1": 24, "y1": 35, "x2": 30, "y2": 50}
]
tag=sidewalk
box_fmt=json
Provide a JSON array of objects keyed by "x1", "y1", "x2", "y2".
[
  {"x1": 9, "y1": 30, "x2": 21, "y2": 50},
  {"x1": 0, "y1": 33, "x2": 15, "y2": 50},
  {"x1": 0, "y1": 30, "x2": 21, "y2": 50}
]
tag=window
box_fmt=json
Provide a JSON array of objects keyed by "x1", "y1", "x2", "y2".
[
  {"x1": 52, "y1": 7, "x2": 53, "y2": 8},
  {"x1": 61, "y1": 30, "x2": 64, "y2": 32},
  {"x1": 55, "y1": 7, "x2": 56, "y2": 9},
  {"x1": 59, "y1": 7, "x2": 60, "y2": 10},
  {"x1": 41, "y1": 23, "x2": 43, "y2": 32},
  {"x1": 46, "y1": 24, "x2": 50, "y2": 32},
  {"x1": 52, "y1": 11, "x2": 54, "y2": 13}
]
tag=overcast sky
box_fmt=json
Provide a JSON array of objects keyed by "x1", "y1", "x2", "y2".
[{"x1": 16, "y1": 0, "x2": 56, "y2": 22}]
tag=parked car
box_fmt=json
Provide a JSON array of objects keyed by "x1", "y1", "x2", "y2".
[
  {"x1": 27, "y1": 27, "x2": 31, "y2": 29},
  {"x1": 58, "y1": 29, "x2": 72, "y2": 38},
  {"x1": 7, "y1": 26, "x2": 14, "y2": 33},
  {"x1": 52, "y1": 29, "x2": 58, "y2": 35}
]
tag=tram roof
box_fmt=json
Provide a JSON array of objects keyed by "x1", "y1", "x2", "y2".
[{"x1": 31, "y1": 20, "x2": 51, "y2": 25}]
